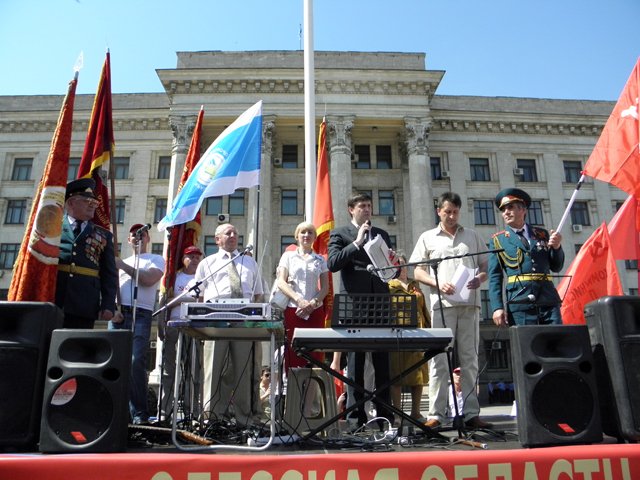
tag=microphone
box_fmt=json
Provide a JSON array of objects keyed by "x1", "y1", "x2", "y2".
[
  {"x1": 366, "y1": 264, "x2": 377, "y2": 273},
  {"x1": 242, "y1": 244, "x2": 254, "y2": 255},
  {"x1": 363, "y1": 220, "x2": 371, "y2": 243},
  {"x1": 134, "y1": 223, "x2": 152, "y2": 237}
]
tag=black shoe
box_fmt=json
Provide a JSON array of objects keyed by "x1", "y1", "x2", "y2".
[{"x1": 464, "y1": 416, "x2": 493, "y2": 429}]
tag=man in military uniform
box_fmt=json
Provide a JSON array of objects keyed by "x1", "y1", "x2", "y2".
[
  {"x1": 55, "y1": 178, "x2": 118, "y2": 328},
  {"x1": 488, "y1": 188, "x2": 564, "y2": 326}
]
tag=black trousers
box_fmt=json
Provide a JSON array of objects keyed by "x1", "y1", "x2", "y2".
[{"x1": 346, "y1": 351, "x2": 394, "y2": 426}]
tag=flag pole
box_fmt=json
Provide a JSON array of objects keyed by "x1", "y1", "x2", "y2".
[
  {"x1": 555, "y1": 174, "x2": 586, "y2": 233},
  {"x1": 303, "y1": 0, "x2": 316, "y2": 221}
]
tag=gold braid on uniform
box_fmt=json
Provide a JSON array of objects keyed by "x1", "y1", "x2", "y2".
[{"x1": 491, "y1": 235, "x2": 523, "y2": 269}]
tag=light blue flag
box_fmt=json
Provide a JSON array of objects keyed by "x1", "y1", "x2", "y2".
[{"x1": 158, "y1": 101, "x2": 263, "y2": 231}]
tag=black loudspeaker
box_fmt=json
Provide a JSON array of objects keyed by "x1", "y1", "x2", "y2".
[
  {"x1": 509, "y1": 325, "x2": 602, "y2": 447},
  {"x1": 584, "y1": 296, "x2": 640, "y2": 442},
  {"x1": 39, "y1": 329, "x2": 132, "y2": 453},
  {"x1": 0, "y1": 302, "x2": 63, "y2": 450}
]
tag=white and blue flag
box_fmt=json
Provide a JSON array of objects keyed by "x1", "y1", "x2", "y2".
[{"x1": 158, "y1": 101, "x2": 263, "y2": 231}]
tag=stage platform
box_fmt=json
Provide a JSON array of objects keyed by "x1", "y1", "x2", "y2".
[{"x1": 2, "y1": 404, "x2": 639, "y2": 480}]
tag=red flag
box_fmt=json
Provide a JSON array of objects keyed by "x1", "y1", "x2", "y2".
[
  {"x1": 77, "y1": 52, "x2": 114, "y2": 229},
  {"x1": 557, "y1": 223, "x2": 623, "y2": 324},
  {"x1": 607, "y1": 195, "x2": 640, "y2": 260},
  {"x1": 312, "y1": 118, "x2": 335, "y2": 326},
  {"x1": 583, "y1": 58, "x2": 640, "y2": 196},
  {"x1": 8, "y1": 76, "x2": 78, "y2": 301},
  {"x1": 160, "y1": 107, "x2": 204, "y2": 299}
]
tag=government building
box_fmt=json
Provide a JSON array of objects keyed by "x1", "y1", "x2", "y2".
[{"x1": 0, "y1": 51, "x2": 632, "y2": 400}]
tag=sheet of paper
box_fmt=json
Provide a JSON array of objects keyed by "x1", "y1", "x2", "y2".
[
  {"x1": 363, "y1": 234, "x2": 397, "y2": 282},
  {"x1": 446, "y1": 264, "x2": 478, "y2": 303}
]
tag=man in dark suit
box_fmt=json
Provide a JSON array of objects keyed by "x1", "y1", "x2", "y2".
[
  {"x1": 488, "y1": 188, "x2": 564, "y2": 326},
  {"x1": 55, "y1": 178, "x2": 118, "y2": 329},
  {"x1": 328, "y1": 192, "x2": 396, "y2": 427}
]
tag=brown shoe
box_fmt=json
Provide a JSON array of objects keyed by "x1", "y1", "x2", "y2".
[
  {"x1": 423, "y1": 418, "x2": 442, "y2": 429},
  {"x1": 465, "y1": 416, "x2": 493, "y2": 429}
]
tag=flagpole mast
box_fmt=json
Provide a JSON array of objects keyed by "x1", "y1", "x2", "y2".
[
  {"x1": 555, "y1": 174, "x2": 586, "y2": 233},
  {"x1": 303, "y1": 0, "x2": 316, "y2": 221}
]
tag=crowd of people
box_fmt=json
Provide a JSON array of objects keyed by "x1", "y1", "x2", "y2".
[{"x1": 52, "y1": 179, "x2": 564, "y2": 432}]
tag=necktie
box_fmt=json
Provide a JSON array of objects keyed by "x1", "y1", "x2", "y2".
[
  {"x1": 227, "y1": 257, "x2": 243, "y2": 297},
  {"x1": 515, "y1": 229, "x2": 529, "y2": 249},
  {"x1": 73, "y1": 220, "x2": 82, "y2": 237}
]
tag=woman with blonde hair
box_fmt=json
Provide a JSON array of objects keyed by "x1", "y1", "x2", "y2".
[{"x1": 276, "y1": 221, "x2": 330, "y2": 372}]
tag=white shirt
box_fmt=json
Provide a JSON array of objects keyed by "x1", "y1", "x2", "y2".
[
  {"x1": 169, "y1": 270, "x2": 197, "y2": 320},
  {"x1": 195, "y1": 250, "x2": 264, "y2": 302},
  {"x1": 277, "y1": 249, "x2": 328, "y2": 308},
  {"x1": 119, "y1": 253, "x2": 165, "y2": 310}
]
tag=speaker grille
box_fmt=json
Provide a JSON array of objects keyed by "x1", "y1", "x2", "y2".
[{"x1": 0, "y1": 348, "x2": 39, "y2": 441}]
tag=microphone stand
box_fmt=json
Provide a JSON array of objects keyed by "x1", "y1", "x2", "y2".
[
  {"x1": 130, "y1": 232, "x2": 144, "y2": 331},
  {"x1": 151, "y1": 246, "x2": 253, "y2": 318},
  {"x1": 370, "y1": 249, "x2": 501, "y2": 447}
]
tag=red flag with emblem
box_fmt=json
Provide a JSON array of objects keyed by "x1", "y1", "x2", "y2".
[
  {"x1": 557, "y1": 223, "x2": 623, "y2": 324},
  {"x1": 583, "y1": 58, "x2": 640, "y2": 197},
  {"x1": 8, "y1": 75, "x2": 78, "y2": 301},
  {"x1": 312, "y1": 118, "x2": 335, "y2": 326},
  {"x1": 160, "y1": 107, "x2": 204, "y2": 300},
  {"x1": 77, "y1": 51, "x2": 114, "y2": 230}
]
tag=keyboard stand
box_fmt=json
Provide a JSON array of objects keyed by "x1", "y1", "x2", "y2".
[
  {"x1": 170, "y1": 325, "x2": 281, "y2": 452},
  {"x1": 295, "y1": 342, "x2": 446, "y2": 440}
]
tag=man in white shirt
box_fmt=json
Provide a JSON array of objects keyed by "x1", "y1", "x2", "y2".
[
  {"x1": 194, "y1": 223, "x2": 264, "y2": 426},
  {"x1": 110, "y1": 223, "x2": 165, "y2": 425}
]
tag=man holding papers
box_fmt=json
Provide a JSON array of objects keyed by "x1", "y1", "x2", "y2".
[{"x1": 410, "y1": 191, "x2": 491, "y2": 430}]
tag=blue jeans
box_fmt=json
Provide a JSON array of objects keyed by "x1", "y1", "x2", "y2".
[{"x1": 109, "y1": 308, "x2": 152, "y2": 422}]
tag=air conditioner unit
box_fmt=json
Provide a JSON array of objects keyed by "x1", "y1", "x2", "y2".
[
  {"x1": 572, "y1": 224, "x2": 583, "y2": 233},
  {"x1": 440, "y1": 170, "x2": 450, "y2": 179},
  {"x1": 513, "y1": 167, "x2": 524, "y2": 176},
  {"x1": 387, "y1": 215, "x2": 397, "y2": 224},
  {"x1": 273, "y1": 157, "x2": 282, "y2": 166},
  {"x1": 218, "y1": 213, "x2": 230, "y2": 223}
]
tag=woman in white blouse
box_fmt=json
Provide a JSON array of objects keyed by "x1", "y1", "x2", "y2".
[{"x1": 276, "y1": 221, "x2": 330, "y2": 372}]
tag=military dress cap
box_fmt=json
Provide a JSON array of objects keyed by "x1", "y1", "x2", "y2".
[
  {"x1": 66, "y1": 178, "x2": 97, "y2": 200},
  {"x1": 495, "y1": 188, "x2": 531, "y2": 210},
  {"x1": 183, "y1": 245, "x2": 203, "y2": 256}
]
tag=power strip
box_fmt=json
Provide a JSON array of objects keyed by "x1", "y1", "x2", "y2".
[{"x1": 247, "y1": 434, "x2": 301, "y2": 446}]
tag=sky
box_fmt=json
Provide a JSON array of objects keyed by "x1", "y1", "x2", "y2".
[{"x1": 0, "y1": 0, "x2": 638, "y2": 101}]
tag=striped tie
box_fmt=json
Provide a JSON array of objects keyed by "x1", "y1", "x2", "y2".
[{"x1": 227, "y1": 257, "x2": 243, "y2": 297}]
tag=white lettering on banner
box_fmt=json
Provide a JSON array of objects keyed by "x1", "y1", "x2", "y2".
[
  {"x1": 374, "y1": 468, "x2": 399, "y2": 480},
  {"x1": 151, "y1": 473, "x2": 174, "y2": 480},
  {"x1": 574, "y1": 459, "x2": 601, "y2": 479},
  {"x1": 251, "y1": 471, "x2": 274, "y2": 480},
  {"x1": 220, "y1": 474, "x2": 242, "y2": 480},
  {"x1": 523, "y1": 462, "x2": 540, "y2": 479},
  {"x1": 454, "y1": 465, "x2": 478, "y2": 479},
  {"x1": 421, "y1": 466, "x2": 448, "y2": 480},
  {"x1": 549, "y1": 459, "x2": 573, "y2": 479},
  {"x1": 487, "y1": 463, "x2": 513, "y2": 480}
]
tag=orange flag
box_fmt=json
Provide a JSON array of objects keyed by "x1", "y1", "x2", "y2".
[
  {"x1": 160, "y1": 107, "x2": 204, "y2": 300},
  {"x1": 77, "y1": 51, "x2": 114, "y2": 229},
  {"x1": 312, "y1": 118, "x2": 335, "y2": 326},
  {"x1": 608, "y1": 195, "x2": 640, "y2": 260},
  {"x1": 8, "y1": 76, "x2": 78, "y2": 301},
  {"x1": 557, "y1": 223, "x2": 623, "y2": 324},
  {"x1": 583, "y1": 58, "x2": 640, "y2": 197}
]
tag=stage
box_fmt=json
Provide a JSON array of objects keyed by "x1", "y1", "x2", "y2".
[{"x1": 2, "y1": 405, "x2": 639, "y2": 480}]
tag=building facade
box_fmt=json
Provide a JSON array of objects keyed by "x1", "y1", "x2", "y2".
[{"x1": 0, "y1": 51, "x2": 632, "y2": 399}]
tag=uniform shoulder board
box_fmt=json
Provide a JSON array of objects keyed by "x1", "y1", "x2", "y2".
[
  {"x1": 94, "y1": 224, "x2": 111, "y2": 236},
  {"x1": 491, "y1": 230, "x2": 506, "y2": 238}
]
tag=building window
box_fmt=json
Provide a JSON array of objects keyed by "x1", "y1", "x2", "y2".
[
  {"x1": 376, "y1": 145, "x2": 392, "y2": 169},
  {"x1": 574, "y1": 243, "x2": 583, "y2": 254},
  {"x1": 113, "y1": 157, "x2": 130, "y2": 179},
  {"x1": 571, "y1": 201, "x2": 590, "y2": 226},
  {"x1": 205, "y1": 197, "x2": 223, "y2": 216},
  {"x1": 157, "y1": 155, "x2": 171, "y2": 179},
  {"x1": 0, "y1": 289, "x2": 7, "y2": 301},
  {"x1": 469, "y1": 158, "x2": 491, "y2": 181},
  {"x1": 281, "y1": 189, "x2": 298, "y2": 215},
  {"x1": 629, "y1": 288, "x2": 638, "y2": 296},
  {"x1": 204, "y1": 235, "x2": 218, "y2": 256},
  {"x1": 229, "y1": 191, "x2": 245, "y2": 216},
  {"x1": 430, "y1": 157, "x2": 442, "y2": 180},
  {"x1": 474, "y1": 200, "x2": 496, "y2": 225},
  {"x1": 517, "y1": 158, "x2": 538, "y2": 182},
  {"x1": 625, "y1": 260, "x2": 638, "y2": 270},
  {"x1": 481, "y1": 290, "x2": 491, "y2": 323},
  {"x1": 151, "y1": 243, "x2": 163, "y2": 256},
  {"x1": 388, "y1": 235, "x2": 397, "y2": 250},
  {"x1": 11, "y1": 158, "x2": 32, "y2": 181},
  {"x1": 281, "y1": 235, "x2": 295, "y2": 253},
  {"x1": 0, "y1": 243, "x2": 20, "y2": 269},
  {"x1": 379, "y1": 190, "x2": 395, "y2": 215},
  {"x1": 354, "y1": 145, "x2": 371, "y2": 169},
  {"x1": 282, "y1": 145, "x2": 298, "y2": 169},
  {"x1": 5, "y1": 199, "x2": 26, "y2": 224},
  {"x1": 564, "y1": 161, "x2": 582, "y2": 183},
  {"x1": 154, "y1": 198, "x2": 167, "y2": 223},
  {"x1": 68, "y1": 157, "x2": 81, "y2": 181},
  {"x1": 528, "y1": 200, "x2": 544, "y2": 226},
  {"x1": 484, "y1": 339, "x2": 510, "y2": 370},
  {"x1": 114, "y1": 198, "x2": 126, "y2": 224}
]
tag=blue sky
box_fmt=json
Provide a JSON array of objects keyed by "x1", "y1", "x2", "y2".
[{"x1": 1, "y1": 0, "x2": 638, "y2": 100}]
